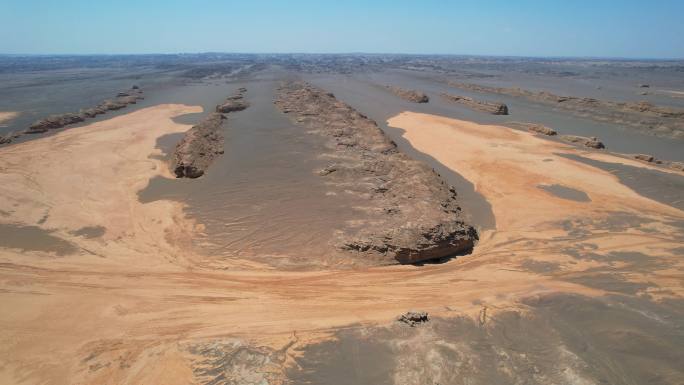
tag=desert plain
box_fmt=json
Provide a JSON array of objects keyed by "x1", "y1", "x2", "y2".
[{"x1": 0, "y1": 54, "x2": 683, "y2": 384}]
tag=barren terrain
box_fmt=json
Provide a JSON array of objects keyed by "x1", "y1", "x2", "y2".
[
  {"x1": 0, "y1": 95, "x2": 682, "y2": 383},
  {"x1": 1, "y1": 56, "x2": 683, "y2": 383}
]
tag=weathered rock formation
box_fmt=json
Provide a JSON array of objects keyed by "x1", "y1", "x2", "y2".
[
  {"x1": 0, "y1": 132, "x2": 20, "y2": 145},
  {"x1": 634, "y1": 154, "x2": 656, "y2": 163},
  {"x1": 275, "y1": 81, "x2": 477, "y2": 264},
  {"x1": 171, "y1": 113, "x2": 226, "y2": 178},
  {"x1": 385, "y1": 86, "x2": 429, "y2": 103},
  {"x1": 172, "y1": 88, "x2": 249, "y2": 178},
  {"x1": 397, "y1": 311, "x2": 429, "y2": 327},
  {"x1": 509, "y1": 122, "x2": 557, "y2": 136},
  {"x1": 560, "y1": 135, "x2": 605, "y2": 149},
  {"x1": 448, "y1": 81, "x2": 684, "y2": 139},
  {"x1": 527, "y1": 124, "x2": 556, "y2": 136},
  {"x1": 440, "y1": 92, "x2": 509, "y2": 115},
  {"x1": 216, "y1": 87, "x2": 249, "y2": 113},
  {"x1": 25, "y1": 87, "x2": 144, "y2": 135},
  {"x1": 25, "y1": 113, "x2": 85, "y2": 134},
  {"x1": 630, "y1": 154, "x2": 684, "y2": 172}
]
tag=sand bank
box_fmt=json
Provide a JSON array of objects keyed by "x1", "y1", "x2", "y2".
[
  {"x1": 387, "y1": 111, "x2": 683, "y2": 297},
  {"x1": 0, "y1": 104, "x2": 203, "y2": 269}
]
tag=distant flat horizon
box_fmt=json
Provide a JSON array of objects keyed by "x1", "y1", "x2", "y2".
[{"x1": 0, "y1": 52, "x2": 682, "y2": 61}]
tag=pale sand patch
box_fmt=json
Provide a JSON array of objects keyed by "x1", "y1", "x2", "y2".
[
  {"x1": 0, "y1": 111, "x2": 19, "y2": 126},
  {"x1": 387, "y1": 111, "x2": 682, "y2": 232},
  {"x1": 387, "y1": 111, "x2": 683, "y2": 295},
  {"x1": 0, "y1": 104, "x2": 203, "y2": 269}
]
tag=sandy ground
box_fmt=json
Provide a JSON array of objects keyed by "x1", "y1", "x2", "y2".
[
  {"x1": 387, "y1": 112, "x2": 683, "y2": 296},
  {"x1": 0, "y1": 107, "x2": 683, "y2": 384},
  {"x1": 0, "y1": 111, "x2": 19, "y2": 126}
]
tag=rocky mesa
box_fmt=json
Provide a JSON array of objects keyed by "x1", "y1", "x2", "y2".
[{"x1": 275, "y1": 81, "x2": 477, "y2": 264}]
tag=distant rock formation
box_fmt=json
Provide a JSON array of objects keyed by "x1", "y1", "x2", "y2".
[
  {"x1": 440, "y1": 92, "x2": 509, "y2": 115},
  {"x1": 631, "y1": 153, "x2": 684, "y2": 172},
  {"x1": 276, "y1": 81, "x2": 477, "y2": 265},
  {"x1": 171, "y1": 113, "x2": 226, "y2": 178},
  {"x1": 509, "y1": 122, "x2": 557, "y2": 136},
  {"x1": 385, "y1": 86, "x2": 429, "y2": 103},
  {"x1": 0, "y1": 132, "x2": 20, "y2": 145},
  {"x1": 670, "y1": 162, "x2": 684, "y2": 172},
  {"x1": 23, "y1": 86, "x2": 144, "y2": 136},
  {"x1": 447, "y1": 81, "x2": 684, "y2": 139},
  {"x1": 633, "y1": 154, "x2": 655, "y2": 163},
  {"x1": 25, "y1": 113, "x2": 85, "y2": 134},
  {"x1": 216, "y1": 87, "x2": 249, "y2": 113},
  {"x1": 560, "y1": 135, "x2": 605, "y2": 149},
  {"x1": 527, "y1": 124, "x2": 557, "y2": 136}
]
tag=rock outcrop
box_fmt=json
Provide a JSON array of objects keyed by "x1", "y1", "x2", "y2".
[
  {"x1": 440, "y1": 92, "x2": 508, "y2": 115},
  {"x1": 560, "y1": 135, "x2": 605, "y2": 149},
  {"x1": 216, "y1": 87, "x2": 249, "y2": 113},
  {"x1": 509, "y1": 122, "x2": 557, "y2": 136},
  {"x1": 397, "y1": 311, "x2": 429, "y2": 327},
  {"x1": 0, "y1": 132, "x2": 20, "y2": 145},
  {"x1": 385, "y1": 86, "x2": 429, "y2": 103},
  {"x1": 633, "y1": 154, "x2": 655, "y2": 163},
  {"x1": 447, "y1": 81, "x2": 684, "y2": 139},
  {"x1": 25, "y1": 113, "x2": 85, "y2": 134},
  {"x1": 527, "y1": 124, "x2": 557, "y2": 136},
  {"x1": 630, "y1": 154, "x2": 684, "y2": 172},
  {"x1": 172, "y1": 88, "x2": 249, "y2": 178},
  {"x1": 670, "y1": 162, "x2": 684, "y2": 172},
  {"x1": 171, "y1": 113, "x2": 226, "y2": 178},
  {"x1": 275, "y1": 81, "x2": 477, "y2": 264},
  {"x1": 25, "y1": 87, "x2": 144, "y2": 135}
]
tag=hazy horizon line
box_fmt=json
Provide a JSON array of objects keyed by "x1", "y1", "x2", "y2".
[{"x1": 1, "y1": 51, "x2": 683, "y2": 62}]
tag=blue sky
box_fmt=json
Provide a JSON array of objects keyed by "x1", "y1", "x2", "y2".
[{"x1": 1, "y1": 0, "x2": 683, "y2": 58}]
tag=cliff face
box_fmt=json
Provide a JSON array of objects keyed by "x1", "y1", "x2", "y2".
[{"x1": 275, "y1": 81, "x2": 477, "y2": 264}]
